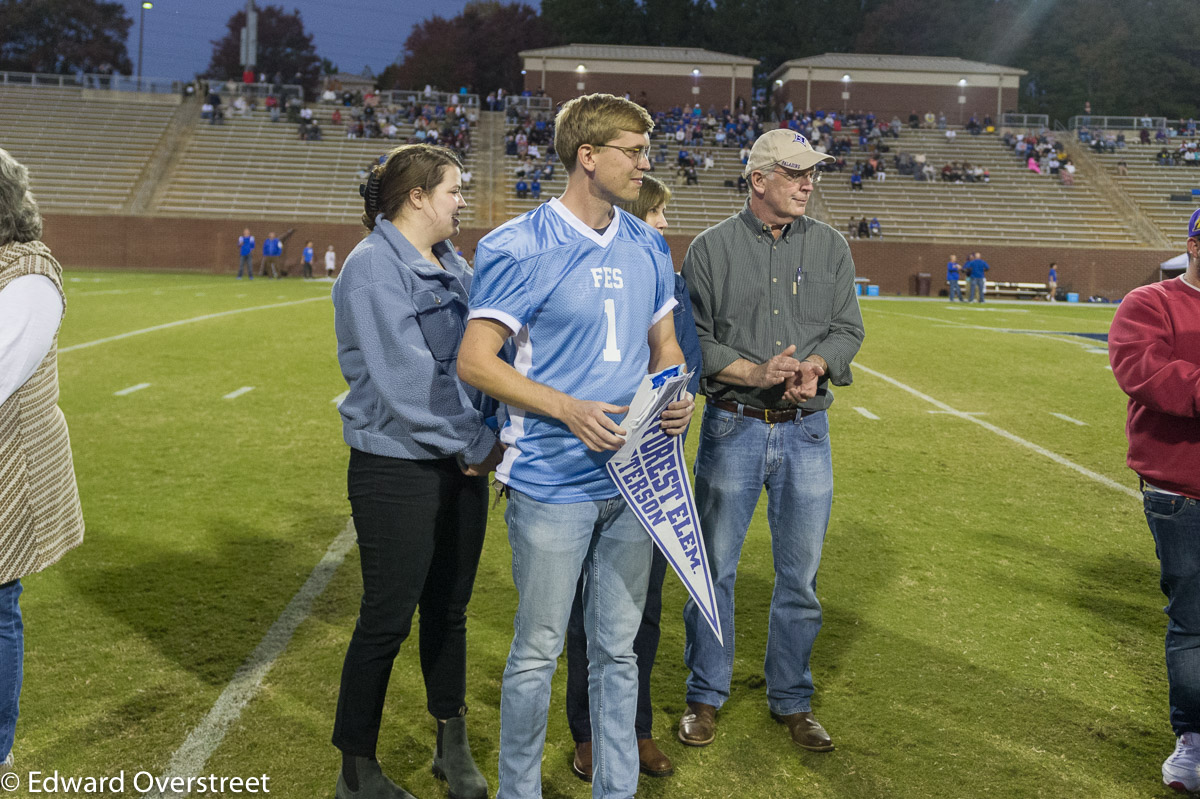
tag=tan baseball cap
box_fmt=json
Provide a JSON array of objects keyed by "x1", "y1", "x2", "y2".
[{"x1": 744, "y1": 129, "x2": 834, "y2": 178}]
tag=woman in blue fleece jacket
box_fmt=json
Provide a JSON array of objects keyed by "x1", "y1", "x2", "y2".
[{"x1": 330, "y1": 144, "x2": 502, "y2": 799}]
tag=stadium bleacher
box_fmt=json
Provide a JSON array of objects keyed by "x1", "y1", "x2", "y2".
[{"x1": 0, "y1": 86, "x2": 178, "y2": 213}]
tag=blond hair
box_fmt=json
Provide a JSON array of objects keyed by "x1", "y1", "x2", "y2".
[
  {"x1": 617, "y1": 174, "x2": 671, "y2": 222},
  {"x1": 554, "y1": 93, "x2": 653, "y2": 172}
]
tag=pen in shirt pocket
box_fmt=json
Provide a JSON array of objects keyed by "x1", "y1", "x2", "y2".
[{"x1": 793, "y1": 264, "x2": 802, "y2": 294}]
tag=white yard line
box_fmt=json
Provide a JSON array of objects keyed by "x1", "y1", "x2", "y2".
[
  {"x1": 864, "y1": 307, "x2": 1109, "y2": 350},
  {"x1": 223, "y1": 387, "x2": 255, "y2": 400},
  {"x1": 332, "y1": 390, "x2": 348, "y2": 405},
  {"x1": 1050, "y1": 412, "x2": 1088, "y2": 426},
  {"x1": 60, "y1": 297, "x2": 326, "y2": 354},
  {"x1": 143, "y1": 520, "x2": 357, "y2": 799},
  {"x1": 853, "y1": 406, "x2": 880, "y2": 420},
  {"x1": 856, "y1": 362, "x2": 1138, "y2": 500},
  {"x1": 113, "y1": 383, "x2": 151, "y2": 396}
]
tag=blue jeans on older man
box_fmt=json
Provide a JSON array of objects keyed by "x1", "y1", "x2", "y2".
[
  {"x1": 1145, "y1": 489, "x2": 1200, "y2": 735},
  {"x1": 0, "y1": 579, "x2": 23, "y2": 763},
  {"x1": 683, "y1": 402, "x2": 833, "y2": 716},
  {"x1": 498, "y1": 489, "x2": 652, "y2": 799}
]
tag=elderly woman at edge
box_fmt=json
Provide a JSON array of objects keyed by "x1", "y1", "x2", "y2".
[{"x1": 0, "y1": 147, "x2": 85, "y2": 773}]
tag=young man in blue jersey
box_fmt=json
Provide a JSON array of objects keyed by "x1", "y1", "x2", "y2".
[
  {"x1": 237, "y1": 228, "x2": 255, "y2": 279},
  {"x1": 458, "y1": 93, "x2": 694, "y2": 799}
]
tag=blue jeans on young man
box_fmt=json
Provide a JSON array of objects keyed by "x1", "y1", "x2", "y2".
[
  {"x1": 498, "y1": 489, "x2": 652, "y2": 799},
  {"x1": 948, "y1": 279, "x2": 963, "y2": 301},
  {"x1": 968, "y1": 276, "x2": 986, "y2": 302},
  {"x1": 683, "y1": 402, "x2": 832, "y2": 716},
  {"x1": 237, "y1": 254, "x2": 254, "y2": 279},
  {"x1": 1145, "y1": 489, "x2": 1200, "y2": 735},
  {"x1": 0, "y1": 579, "x2": 23, "y2": 762}
]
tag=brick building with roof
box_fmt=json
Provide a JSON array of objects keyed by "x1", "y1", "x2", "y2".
[
  {"x1": 769, "y1": 53, "x2": 1025, "y2": 123},
  {"x1": 519, "y1": 44, "x2": 758, "y2": 112}
]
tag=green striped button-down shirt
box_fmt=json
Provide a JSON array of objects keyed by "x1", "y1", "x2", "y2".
[{"x1": 682, "y1": 202, "x2": 865, "y2": 412}]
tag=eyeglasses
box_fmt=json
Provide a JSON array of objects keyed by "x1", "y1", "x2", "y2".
[
  {"x1": 771, "y1": 167, "x2": 821, "y2": 185},
  {"x1": 594, "y1": 143, "x2": 651, "y2": 162}
]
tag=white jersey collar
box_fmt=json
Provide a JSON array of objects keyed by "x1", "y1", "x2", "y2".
[{"x1": 548, "y1": 196, "x2": 621, "y2": 248}]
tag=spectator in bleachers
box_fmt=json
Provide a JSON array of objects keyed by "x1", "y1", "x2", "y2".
[
  {"x1": 869, "y1": 217, "x2": 882, "y2": 237},
  {"x1": 1117, "y1": 159, "x2": 1129, "y2": 176},
  {"x1": 850, "y1": 171, "x2": 863, "y2": 191},
  {"x1": 237, "y1": 228, "x2": 255, "y2": 280},
  {"x1": 857, "y1": 217, "x2": 870, "y2": 239},
  {"x1": 1060, "y1": 159, "x2": 1076, "y2": 185},
  {"x1": 530, "y1": 177, "x2": 541, "y2": 199},
  {"x1": 461, "y1": 167, "x2": 472, "y2": 188},
  {"x1": 945, "y1": 128, "x2": 957, "y2": 142},
  {"x1": 331, "y1": 109, "x2": 342, "y2": 126},
  {"x1": 736, "y1": 173, "x2": 747, "y2": 193},
  {"x1": 1027, "y1": 155, "x2": 1042, "y2": 174},
  {"x1": 515, "y1": 178, "x2": 528, "y2": 199},
  {"x1": 909, "y1": 111, "x2": 920, "y2": 128}
]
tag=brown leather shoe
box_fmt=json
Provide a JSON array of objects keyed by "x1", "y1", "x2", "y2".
[
  {"x1": 637, "y1": 737, "x2": 675, "y2": 778},
  {"x1": 771, "y1": 711, "x2": 834, "y2": 752},
  {"x1": 571, "y1": 741, "x2": 592, "y2": 782},
  {"x1": 678, "y1": 702, "x2": 716, "y2": 747}
]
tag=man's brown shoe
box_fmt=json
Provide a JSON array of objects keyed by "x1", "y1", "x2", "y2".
[
  {"x1": 770, "y1": 711, "x2": 834, "y2": 752},
  {"x1": 678, "y1": 702, "x2": 716, "y2": 747},
  {"x1": 637, "y1": 738, "x2": 675, "y2": 777},
  {"x1": 571, "y1": 741, "x2": 592, "y2": 782}
]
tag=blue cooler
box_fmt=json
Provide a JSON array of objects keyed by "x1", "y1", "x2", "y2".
[
  {"x1": 867, "y1": 285, "x2": 880, "y2": 296},
  {"x1": 1066, "y1": 292, "x2": 1079, "y2": 303}
]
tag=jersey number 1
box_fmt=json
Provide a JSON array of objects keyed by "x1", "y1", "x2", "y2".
[{"x1": 602, "y1": 298, "x2": 622, "y2": 362}]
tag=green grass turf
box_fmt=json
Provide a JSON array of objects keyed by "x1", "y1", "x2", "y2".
[{"x1": 12, "y1": 274, "x2": 1176, "y2": 797}]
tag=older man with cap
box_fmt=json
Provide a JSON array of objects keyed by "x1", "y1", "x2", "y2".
[
  {"x1": 677, "y1": 129, "x2": 864, "y2": 754},
  {"x1": 1110, "y1": 208, "x2": 1200, "y2": 793}
]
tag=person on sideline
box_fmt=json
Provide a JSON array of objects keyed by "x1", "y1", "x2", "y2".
[
  {"x1": 330, "y1": 144, "x2": 503, "y2": 799},
  {"x1": 562, "y1": 173, "x2": 702, "y2": 783},
  {"x1": 1047, "y1": 261, "x2": 1058, "y2": 302},
  {"x1": 237, "y1": 228, "x2": 255, "y2": 279},
  {"x1": 325, "y1": 244, "x2": 338, "y2": 278},
  {"x1": 947, "y1": 254, "x2": 963, "y2": 301},
  {"x1": 965, "y1": 251, "x2": 989, "y2": 303},
  {"x1": 0, "y1": 147, "x2": 85, "y2": 774},
  {"x1": 262, "y1": 231, "x2": 282, "y2": 279},
  {"x1": 1110, "y1": 209, "x2": 1200, "y2": 793},
  {"x1": 302, "y1": 240, "x2": 315, "y2": 279},
  {"x1": 678, "y1": 128, "x2": 864, "y2": 756},
  {"x1": 457, "y1": 93, "x2": 694, "y2": 799}
]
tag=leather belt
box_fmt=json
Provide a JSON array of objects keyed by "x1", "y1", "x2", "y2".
[{"x1": 711, "y1": 400, "x2": 816, "y2": 423}]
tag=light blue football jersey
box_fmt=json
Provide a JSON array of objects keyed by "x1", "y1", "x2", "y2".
[{"x1": 470, "y1": 197, "x2": 676, "y2": 503}]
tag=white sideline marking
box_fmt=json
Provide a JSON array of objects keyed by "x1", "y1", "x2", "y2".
[
  {"x1": 857, "y1": 363, "x2": 1139, "y2": 500},
  {"x1": 853, "y1": 406, "x2": 880, "y2": 420},
  {"x1": 73, "y1": 284, "x2": 211, "y2": 297},
  {"x1": 113, "y1": 383, "x2": 151, "y2": 396},
  {"x1": 1050, "y1": 412, "x2": 1087, "y2": 426},
  {"x1": 223, "y1": 386, "x2": 254, "y2": 400},
  {"x1": 332, "y1": 390, "x2": 348, "y2": 405},
  {"x1": 143, "y1": 521, "x2": 357, "y2": 799},
  {"x1": 1105, "y1": 366, "x2": 1114, "y2": 371},
  {"x1": 929, "y1": 410, "x2": 985, "y2": 416},
  {"x1": 59, "y1": 297, "x2": 326, "y2": 354}
]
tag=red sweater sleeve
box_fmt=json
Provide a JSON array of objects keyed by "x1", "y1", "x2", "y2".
[{"x1": 1109, "y1": 283, "x2": 1200, "y2": 418}]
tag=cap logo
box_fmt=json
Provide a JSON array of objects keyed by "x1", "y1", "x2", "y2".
[
  {"x1": 793, "y1": 134, "x2": 808, "y2": 144},
  {"x1": 1193, "y1": 217, "x2": 1200, "y2": 234}
]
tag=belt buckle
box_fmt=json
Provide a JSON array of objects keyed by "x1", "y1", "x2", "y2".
[{"x1": 763, "y1": 407, "x2": 782, "y2": 424}]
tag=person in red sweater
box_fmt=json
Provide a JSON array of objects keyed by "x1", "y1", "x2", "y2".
[{"x1": 1110, "y1": 208, "x2": 1200, "y2": 794}]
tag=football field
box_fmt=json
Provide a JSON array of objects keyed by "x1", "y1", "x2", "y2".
[{"x1": 13, "y1": 270, "x2": 1172, "y2": 798}]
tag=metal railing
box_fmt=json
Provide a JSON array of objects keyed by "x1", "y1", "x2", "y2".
[
  {"x1": 206, "y1": 81, "x2": 304, "y2": 101},
  {"x1": 506, "y1": 95, "x2": 554, "y2": 114},
  {"x1": 383, "y1": 90, "x2": 479, "y2": 109},
  {"x1": 1001, "y1": 113, "x2": 1049, "y2": 130},
  {"x1": 0, "y1": 70, "x2": 181, "y2": 94},
  {"x1": 1068, "y1": 114, "x2": 1168, "y2": 130}
]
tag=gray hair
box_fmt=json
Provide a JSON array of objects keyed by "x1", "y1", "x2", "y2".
[{"x1": 0, "y1": 148, "x2": 43, "y2": 245}]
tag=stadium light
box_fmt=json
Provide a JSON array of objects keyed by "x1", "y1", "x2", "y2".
[
  {"x1": 958, "y1": 78, "x2": 967, "y2": 123},
  {"x1": 841, "y1": 74, "x2": 851, "y2": 114},
  {"x1": 576, "y1": 64, "x2": 586, "y2": 93},
  {"x1": 692, "y1": 68, "x2": 701, "y2": 95},
  {"x1": 137, "y1": 1, "x2": 154, "y2": 90}
]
